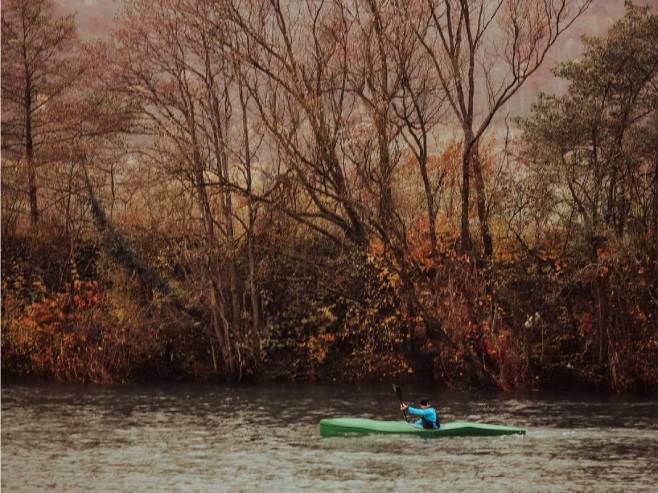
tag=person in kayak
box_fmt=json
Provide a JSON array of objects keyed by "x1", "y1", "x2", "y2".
[{"x1": 401, "y1": 399, "x2": 440, "y2": 429}]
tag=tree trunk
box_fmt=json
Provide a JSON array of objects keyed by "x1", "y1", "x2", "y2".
[
  {"x1": 247, "y1": 211, "x2": 261, "y2": 359},
  {"x1": 239, "y1": 81, "x2": 261, "y2": 361},
  {"x1": 24, "y1": 75, "x2": 38, "y2": 227},
  {"x1": 418, "y1": 150, "x2": 438, "y2": 257},
  {"x1": 471, "y1": 143, "x2": 493, "y2": 257},
  {"x1": 218, "y1": 145, "x2": 243, "y2": 353},
  {"x1": 191, "y1": 130, "x2": 239, "y2": 378},
  {"x1": 228, "y1": 260, "x2": 241, "y2": 338},
  {"x1": 460, "y1": 143, "x2": 472, "y2": 253},
  {"x1": 652, "y1": 156, "x2": 658, "y2": 246},
  {"x1": 209, "y1": 279, "x2": 235, "y2": 375}
]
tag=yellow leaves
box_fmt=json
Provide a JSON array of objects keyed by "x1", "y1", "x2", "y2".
[
  {"x1": 32, "y1": 278, "x2": 47, "y2": 295},
  {"x1": 375, "y1": 265, "x2": 401, "y2": 291},
  {"x1": 318, "y1": 305, "x2": 337, "y2": 323},
  {"x1": 301, "y1": 304, "x2": 337, "y2": 327},
  {"x1": 389, "y1": 272, "x2": 400, "y2": 288},
  {"x1": 113, "y1": 305, "x2": 127, "y2": 322}
]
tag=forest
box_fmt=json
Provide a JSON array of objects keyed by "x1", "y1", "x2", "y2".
[{"x1": 2, "y1": 0, "x2": 657, "y2": 392}]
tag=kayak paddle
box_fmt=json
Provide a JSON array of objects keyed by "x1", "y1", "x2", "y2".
[{"x1": 392, "y1": 384, "x2": 408, "y2": 422}]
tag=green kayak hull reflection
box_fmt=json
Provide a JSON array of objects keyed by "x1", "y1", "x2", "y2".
[{"x1": 319, "y1": 418, "x2": 526, "y2": 438}]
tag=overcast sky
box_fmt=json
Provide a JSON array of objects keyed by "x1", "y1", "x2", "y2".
[{"x1": 52, "y1": 0, "x2": 657, "y2": 120}]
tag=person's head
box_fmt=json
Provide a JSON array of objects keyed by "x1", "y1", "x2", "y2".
[{"x1": 419, "y1": 399, "x2": 431, "y2": 408}]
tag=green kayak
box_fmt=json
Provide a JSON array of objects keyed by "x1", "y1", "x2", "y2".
[{"x1": 319, "y1": 418, "x2": 525, "y2": 438}]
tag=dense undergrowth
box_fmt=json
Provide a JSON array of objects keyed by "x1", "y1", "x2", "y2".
[{"x1": 3, "y1": 229, "x2": 656, "y2": 393}]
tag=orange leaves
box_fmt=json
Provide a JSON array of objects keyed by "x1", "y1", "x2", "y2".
[
  {"x1": 28, "y1": 294, "x2": 67, "y2": 329},
  {"x1": 482, "y1": 337, "x2": 498, "y2": 359},
  {"x1": 368, "y1": 238, "x2": 384, "y2": 258},
  {"x1": 435, "y1": 140, "x2": 462, "y2": 175},
  {"x1": 304, "y1": 330, "x2": 336, "y2": 365},
  {"x1": 1, "y1": 271, "x2": 109, "y2": 380},
  {"x1": 71, "y1": 281, "x2": 103, "y2": 310},
  {"x1": 497, "y1": 247, "x2": 515, "y2": 263},
  {"x1": 407, "y1": 217, "x2": 435, "y2": 266}
]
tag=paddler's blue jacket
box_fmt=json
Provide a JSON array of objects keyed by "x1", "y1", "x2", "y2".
[{"x1": 407, "y1": 406, "x2": 440, "y2": 429}]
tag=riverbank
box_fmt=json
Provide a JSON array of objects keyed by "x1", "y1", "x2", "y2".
[{"x1": 3, "y1": 233, "x2": 657, "y2": 394}]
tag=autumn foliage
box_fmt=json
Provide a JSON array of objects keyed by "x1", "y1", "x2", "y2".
[{"x1": 2, "y1": 1, "x2": 657, "y2": 392}]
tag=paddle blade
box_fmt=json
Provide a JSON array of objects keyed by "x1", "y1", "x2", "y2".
[
  {"x1": 393, "y1": 384, "x2": 408, "y2": 422},
  {"x1": 392, "y1": 384, "x2": 403, "y2": 403}
]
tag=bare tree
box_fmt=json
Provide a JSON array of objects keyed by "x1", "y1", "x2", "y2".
[
  {"x1": 406, "y1": 0, "x2": 591, "y2": 255},
  {"x1": 223, "y1": 0, "x2": 370, "y2": 245},
  {"x1": 387, "y1": 4, "x2": 448, "y2": 257},
  {"x1": 1, "y1": 0, "x2": 80, "y2": 228},
  {"x1": 112, "y1": 0, "x2": 265, "y2": 378}
]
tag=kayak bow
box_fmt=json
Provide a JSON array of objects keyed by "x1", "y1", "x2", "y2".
[{"x1": 319, "y1": 418, "x2": 525, "y2": 438}]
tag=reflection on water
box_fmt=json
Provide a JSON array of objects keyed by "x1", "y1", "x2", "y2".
[{"x1": 2, "y1": 382, "x2": 657, "y2": 492}]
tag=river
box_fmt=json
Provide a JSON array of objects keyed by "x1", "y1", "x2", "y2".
[{"x1": 2, "y1": 382, "x2": 657, "y2": 492}]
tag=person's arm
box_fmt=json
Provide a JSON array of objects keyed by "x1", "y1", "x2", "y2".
[{"x1": 406, "y1": 406, "x2": 433, "y2": 419}]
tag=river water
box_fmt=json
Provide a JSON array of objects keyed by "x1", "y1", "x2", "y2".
[{"x1": 2, "y1": 382, "x2": 657, "y2": 492}]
